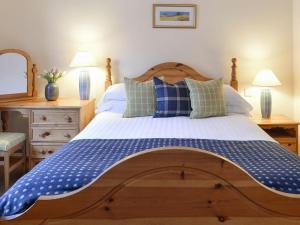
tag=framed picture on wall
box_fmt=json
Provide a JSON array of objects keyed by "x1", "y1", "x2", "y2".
[{"x1": 153, "y1": 4, "x2": 197, "y2": 28}]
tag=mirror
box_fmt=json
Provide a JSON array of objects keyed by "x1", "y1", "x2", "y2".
[
  {"x1": 0, "y1": 49, "x2": 37, "y2": 101},
  {"x1": 0, "y1": 53, "x2": 27, "y2": 94}
]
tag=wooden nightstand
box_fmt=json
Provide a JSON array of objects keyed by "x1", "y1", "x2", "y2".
[
  {"x1": 0, "y1": 98, "x2": 95, "y2": 169},
  {"x1": 252, "y1": 115, "x2": 299, "y2": 155}
]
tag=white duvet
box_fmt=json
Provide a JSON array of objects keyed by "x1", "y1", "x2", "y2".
[{"x1": 74, "y1": 112, "x2": 274, "y2": 142}]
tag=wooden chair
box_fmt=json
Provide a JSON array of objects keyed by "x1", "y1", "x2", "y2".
[{"x1": 0, "y1": 132, "x2": 26, "y2": 190}]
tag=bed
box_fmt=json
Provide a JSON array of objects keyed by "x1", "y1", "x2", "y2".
[{"x1": 1, "y1": 59, "x2": 300, "y2": 225}]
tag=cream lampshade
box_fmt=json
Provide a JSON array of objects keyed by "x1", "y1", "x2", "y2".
[
  {"x1": 253, "y1": 70, "x2": 281, "y2": 119},
  {"x1": 70, "y1": 52, "x2": 97, "y2": 100},
  {"x1": 253, "y1": 70, "x2": 281, "y2": 87}
]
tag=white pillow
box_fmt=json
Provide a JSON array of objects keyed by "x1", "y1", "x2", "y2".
[
  {"x1": 97, "y1": 83, "x2": 253, "y2": 115},
  {"x1": 96, "y1": 84, "x2": 126, "y2": 114},
  {"x1": 223, "y1": 85, "x2": 253, "y2": 115},
  {"x1": 97, "y1": 100, "x2": 126, "y2": 114},
  {"x1": 102, "y1": 83, "x2": 126, "y2": 101}
]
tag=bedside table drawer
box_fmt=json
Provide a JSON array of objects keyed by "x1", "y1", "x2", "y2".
[
  {"x1": 31, "y1": 144, "x2": 63, "y2": 158},
  {"x1": 274, "y1": 137, "x2": 297, "y2": 143},
  {"x1": 32, "y1": 128, "x2": 77, "y2": 142},
  {"x1": 280, "y1": 142, "x2": 297, "y2": 153},
  {"x1": 32, "y1": 110, "x2": 79, "y2": 125}
]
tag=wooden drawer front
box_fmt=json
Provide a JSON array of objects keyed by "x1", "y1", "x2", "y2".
[
  {"x1": 32, "y1": 128, "x2": 77, "y2": 142},
  {"x1": 274, "y1": 137, "x2": 297, "y2": 143},
  {"x1": 33, "y1": 110, "x2": 78, "y2": 125},
  {"x1": 30, "y1": 159, "x2": 43, "y2": 169},
  {"x1": 280, "y1": 142, "x2": 297, "y2": 153},
  {"x1": 31, "y1": 145, "x2": 63, "y2": 158}
]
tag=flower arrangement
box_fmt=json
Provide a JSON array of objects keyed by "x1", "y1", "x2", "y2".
[{"x1": 39, "y1": 69, "x2": 65, "y2": 83}]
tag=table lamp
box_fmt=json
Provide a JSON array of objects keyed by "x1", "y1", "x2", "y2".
[
  {"x1": 252, "y1": 70, "x2": 282, "y2": 119},
  {"x1": 70, "y1": 51, "x2": 97, "y2": 100}
]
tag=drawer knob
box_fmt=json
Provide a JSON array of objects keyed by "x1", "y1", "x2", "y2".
[
  {"x1": 48, "y1": 150, "x2": 54, "y2": 154},
  {"x1": 65, "y1": 115, "x2": 73, "y2": 123},
  {"x1": 214, "y1": 183, "x2": 223, "y2": 189},
  {"x1": 41, "y1": 116, "x2": 47, "y2": 121},
  {"x1": 39, "y1": 132, "x2": 50, "y2": 138},
  {"x1": 64, "y1": 134, "x2": 71, "y2": 139},
  {"x1": 218, "y1": 216, "x2": 226, "y2": 223},
  {"x1": 41, "y1": 150, "x2": 46, "y2": 155}
]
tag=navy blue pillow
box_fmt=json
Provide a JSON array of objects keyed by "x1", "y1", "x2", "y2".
[{"x1": 153, "y1": 77, "x2": 191, "y2": 117}]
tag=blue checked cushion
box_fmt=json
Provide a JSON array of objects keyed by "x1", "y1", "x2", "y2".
[{"x1": 153, "y1": 77, "x2": 191, "y2": 117}]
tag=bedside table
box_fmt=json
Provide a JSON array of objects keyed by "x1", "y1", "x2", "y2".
[
  {"x1": 0, "y1": 98, "x2": 95, "y2": 169},
  {"x1": 252, "y1": 115, "x2": 299, "y2": 155}
]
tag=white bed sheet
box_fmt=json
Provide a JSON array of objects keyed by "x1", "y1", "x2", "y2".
[{"x1": 74, "y1": 112, "x2": 274, "y2": 142}]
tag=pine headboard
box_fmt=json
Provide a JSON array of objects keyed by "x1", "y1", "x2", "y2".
[{"x1": 105, "y1": 58, "x2": 238, "y2": 91}]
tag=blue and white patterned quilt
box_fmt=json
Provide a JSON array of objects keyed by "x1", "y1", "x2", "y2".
[{"x1": 1, "y1": 138, "x2": 300, "y2": 217}]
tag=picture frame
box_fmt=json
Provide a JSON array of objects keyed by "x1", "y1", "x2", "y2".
[{"x1": 153, "y1": 4, "x2": 197, "y2": 29}]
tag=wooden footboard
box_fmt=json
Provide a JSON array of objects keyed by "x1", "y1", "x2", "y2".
[{"x1": 1, "y1": 147, "x2": 300, "y2": 225}]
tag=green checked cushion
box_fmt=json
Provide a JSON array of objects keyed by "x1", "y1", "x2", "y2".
[
  {"x1": 185, "y1": 78, "x2": 226, "y2": 118},
  {"x1": 0, "y1": 132, "x2": 25, "y2": 151},
  {"x1": 123, "y1": 78, "x2": 155, "y2": 118}
]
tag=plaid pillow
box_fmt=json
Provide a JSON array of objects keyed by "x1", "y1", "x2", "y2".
[
  {"x1": 185, "y1": 78, "x2": 226, "y2": 118},
  {"x1": 153, "y1": 77, "x2": 191, "y2": 117},
  {"x1": 123, "y1": 78, "x2": 155, "y2": 118}
]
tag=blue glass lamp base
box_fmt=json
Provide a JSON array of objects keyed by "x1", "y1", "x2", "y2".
[
  {"x1": 79, "y1": 71, "x2": 90, "y2": 100},
  {"x1": 261, "y1": 88, "x2": 272, "y2": 119}
]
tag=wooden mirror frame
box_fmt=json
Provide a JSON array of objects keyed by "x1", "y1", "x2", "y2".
[{"x1": 0, "y1": 49, "x2": 37, "y2": 102}]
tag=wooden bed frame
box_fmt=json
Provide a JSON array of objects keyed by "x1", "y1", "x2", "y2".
[{"x1": 2, "y1": 59, "x2": 300, "y2": 225}]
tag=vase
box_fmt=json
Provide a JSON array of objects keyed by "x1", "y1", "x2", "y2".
[
  {"x1": 45, "y1": 82, "x2": 59, "y2": 101},
  {"x1": 260, "y1": 88, "x2": 272, "y2": 119},
  {"x1": 79, "y1": 70, "x2": 90, "y2": 100}
]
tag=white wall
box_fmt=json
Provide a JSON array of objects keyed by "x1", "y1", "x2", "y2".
[
  {"x1": 294, "y1": 0, "x2": 300, "y2": 121},
  {"x1": 293, "y1": 0, "x2": 300, "y2": 153},
  {"x1": 0, "y1": 0, "x2": 294, "y2": 117}
]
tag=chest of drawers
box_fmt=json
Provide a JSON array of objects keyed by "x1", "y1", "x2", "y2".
[
  {"x1": 29, "y1": 101, "x2": 95, "y2": 168},
  {"x1": 252, "y1": 115, "x2": 299, "y2": 155},
  {"x1": 0, "y1": 98, "x2": 95, "y2": 169}
]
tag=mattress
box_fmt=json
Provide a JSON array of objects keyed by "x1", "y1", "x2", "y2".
[
  {"x1": 2, "y1": 113, "x2": 299, "y2": 217},
  {"x1": 74, "y1": 112, "x2": 274, "y2": 141}
]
